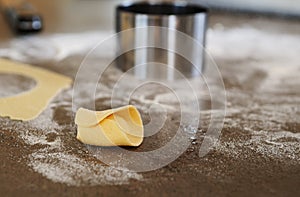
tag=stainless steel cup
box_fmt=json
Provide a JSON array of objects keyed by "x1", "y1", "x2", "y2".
[{"x1": 115, "y1": 1, "x2": 208, "y2": 80}]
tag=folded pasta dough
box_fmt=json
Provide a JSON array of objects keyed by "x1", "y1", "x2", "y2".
[{"x1": 75, "y1": 105, "x2": 144, "y2": 147}]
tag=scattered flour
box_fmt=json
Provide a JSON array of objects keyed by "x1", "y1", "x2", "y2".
[
  {"x1": 0, "y1": 26, "x2": 299, "y2": 185},
  {"x1": 30, "y1": 151, "x2": 142, "y2": 186},
  {"x1": 215, "y1": 129, "x2": 300, "y2": 162},
  {"x1": 207, "y1": 26, "x2": 300, "y2": 162},
  {"x1": 0, "y1": 31, "x2": 113, "y2": 63},
  {"x1": 25, "y1": 96, "x2": 143, "y2": 186},
  {"x1": 0, "y1": 88, "x2": 142, "y2": 186}
]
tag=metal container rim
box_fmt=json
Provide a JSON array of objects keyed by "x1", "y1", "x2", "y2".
[{"x1": 117, "y1": 1, "x2": 208, "y2": 16}]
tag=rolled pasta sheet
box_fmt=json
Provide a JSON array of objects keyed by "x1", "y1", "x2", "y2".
[{"x1": 75, "y1": 105, "x2": 144, "y2": 147}]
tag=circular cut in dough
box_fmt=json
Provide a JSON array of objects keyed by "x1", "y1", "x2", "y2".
[
  {"x1": 0, "y1": 73, "x2": 36, "y2": 98},
  {"x1": 0, "y1": 58, "x2": 72, "y2": 121}
]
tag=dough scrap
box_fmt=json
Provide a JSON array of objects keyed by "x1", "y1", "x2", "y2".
[
  {"x1": 0, "y1": 58, "x2": 72, "y2": 121},
  {"x1": 75, "y1": 105, "x2": 144, "y2": 147}
]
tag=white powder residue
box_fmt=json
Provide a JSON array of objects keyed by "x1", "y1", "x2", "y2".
[
  {"x1": 0, "y1": 86, "x2": 142, "y2": 186},
  {"x1": 26, "y1": 94, "x2": 142, "y2": 186},
  {"x1": 0, "y1": 31, "x2": 113, "y2": 63},
  {"x1": 207, "y1": 26, "x2": 300, "y2": 66},
  {"x1": 46, "y1": 31, "x2": 113, "y2": 61},
  {"x1": 207, "y1": 26, "x2": 300, "y2": 162},
  {"x1": 29, "y1": 151, "x2": 142, "y2": 186},
  {"x1": 27, "y1": 105, "x2": 61, "y2": 132},
  {"x1": 215, "y1": 129, "x2": 300, "y2": 162},
  {"x1": 0, "y1": 26, "x2": 299, "y2": 185},
  {"x1": 20, "y1": 131, "x2": 61, "y2": 148}
]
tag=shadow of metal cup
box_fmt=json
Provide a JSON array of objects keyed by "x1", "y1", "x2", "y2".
[{"x1": 115, "y1": 2, "x2": 208, "y2": 80}]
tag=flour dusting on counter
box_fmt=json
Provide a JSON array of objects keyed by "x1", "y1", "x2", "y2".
[
  {"x1": 206, "y1": 26, "x2": 300, "y2": 164},
  {"x1": 0, "y1": 26, "x2": 299, "y2": 186},
  {"x1": 0, "y1": 31, "x2": 112, "y2": 63}
]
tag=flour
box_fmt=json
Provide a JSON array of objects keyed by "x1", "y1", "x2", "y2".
[
  {"x1": 207, "y1": 26, "x2": 300, "y2": 163},
  {"x1": 0, "y1": 26, "x2": 299, "y2": 185},
  {"x1": 0, "y1": 31, "x2": 112, "y2": 63},
  {"x1": 207, "y1": 26, "x2": 300, "y2": 64},
  {"x1": 29, "y1": 151, "x2": 142, "y2": 186},
  {"x1": 0, "y1": 85, "x2": 142, "y2": 186}
]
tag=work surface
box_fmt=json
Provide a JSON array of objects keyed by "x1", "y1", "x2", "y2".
[{"x1": 0, "y1": 1, "x2": 300, "y2": 196}]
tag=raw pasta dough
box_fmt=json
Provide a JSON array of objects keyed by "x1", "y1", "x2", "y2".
[
  {"x1": 75, "y1": 105, "x2": 144, "y2": 147},
  {"x1": 0, "y1": 58, "x2": 72, "y2": 121}
]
